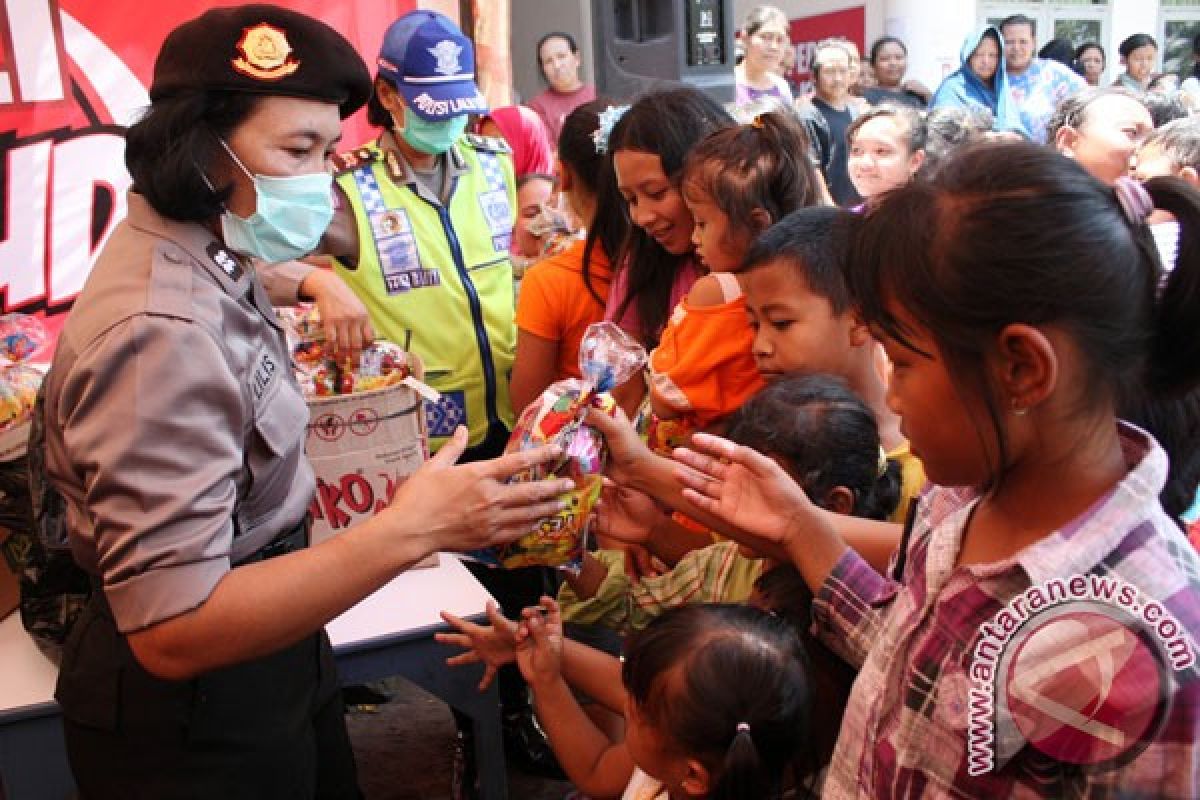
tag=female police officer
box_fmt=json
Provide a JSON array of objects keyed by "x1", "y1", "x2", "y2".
[{"x1": 39, "y1": 6, "x2": 568, "y2": 797}]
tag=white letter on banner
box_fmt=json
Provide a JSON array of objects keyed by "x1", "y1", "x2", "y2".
[
  {"x1": 0, "y1": 140, "x2": 51, "y2": 307},
  {"x1": 50, "y1": 134, "x2": 131, "y2": 304},
  {"x1": 3, "y1": 0, "x2": 65, "y2": 104}
]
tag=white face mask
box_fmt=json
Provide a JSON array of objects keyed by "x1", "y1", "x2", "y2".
[{"x1": 217, "y1": 139, "x2": 334, "y2": 263}]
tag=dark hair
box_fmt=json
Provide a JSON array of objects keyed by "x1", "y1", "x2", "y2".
[
  {"x1": 725, "y1": 374, "x2": 902, "y2": 521},
  {"x1": 1119, "y1": 33, "x2": 1158, "y2": 59},
  {"x1": 609, "y1": 86, "x2": 734, "y2": 348},
  {"x1": 622, "y1": 604, "x2": 809, "y2": 800},
  {"x1": 998, "y1": 14, "x2": 1035, "y2": 37},
  {"x1": 847, "y1": 142, "x2": 1200, "y2": 488},
  {"x1": 124, "y1": 90, "x2": 263, "y2": 222},
  {"x1": 919, "y1": 106, "x2": 994, "y2": 179},
  {"x1": 741, "y1": 206, "x2": 856, "y2": 314},
  {"x1": 1143, "y1": 90, "x2": 1189, "y2": 128},
  {"x1": 1046, "y1": 86, "x2": 1147, "y2": 144},
  {"x1": 1142, "y1": 116, "x2": 1200, "y2": 171},
  {"x1": 536, "y1": 31, "x2": 579, "y2": 82},
  {"x1": 558, "y1": 98, "x2": 630, "y2": 307},
  {"x1": 751, "y1": 563, "x2": 855, "y2": 780},
  {"x1": 868, "y1": 35, "x2": 906, "y2": 65},
  {"x1": 682, "y1": 111, "x2": 821, "y2": 251},
  {"x1": 367, "y1": 76, "x2": 394, "y2": 129},
  {"x1": 846, "y1": 103, "x2": 927, "y2": 155},
  {"x1": 1038, "y1": 37, "x2": 1075, "y2": 68},
  {"x1": 1074, "y1": 41, "x2": 1105, "y2": 71}
]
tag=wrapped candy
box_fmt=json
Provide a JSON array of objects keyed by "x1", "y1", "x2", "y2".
[
  {"x1": 0, "y1": 314, "x2": 47, "y2": 365},
  {"x1": 469, "y1": 322, "x2": 646, "y2": 570},
  {"x1": 293, "y1": 339, "x2": 412, "y2": 398}
]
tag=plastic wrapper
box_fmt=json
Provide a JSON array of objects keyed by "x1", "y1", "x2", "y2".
[
  {"x1": 281, "y1": 304, "x2": 414, "y2": 398},
  {"x1": 293, "y1": 340, "x2": 413, "y2": 398},
  {"x1": 0, "y1": 365, "x2": 42, "y2": 435},
  {"x1": 0, "y1": 314, "x2": 48, "y2": 365},
  {"x1": 468, "y1": 322, "x2": 646, "y2": 570}
]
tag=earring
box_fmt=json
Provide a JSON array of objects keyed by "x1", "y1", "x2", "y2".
[{"x1": 1010, "y1": 397, "x2": 1028, "y2": 417}]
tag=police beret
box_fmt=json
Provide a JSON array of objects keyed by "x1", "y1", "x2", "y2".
[{"x1": 150, "y1": 4, "x2": 372, "y2": 118}]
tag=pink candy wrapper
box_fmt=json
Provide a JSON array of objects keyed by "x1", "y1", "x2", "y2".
[{"x1": 469, "y1": 322, "x2": 645, "y2": 569}]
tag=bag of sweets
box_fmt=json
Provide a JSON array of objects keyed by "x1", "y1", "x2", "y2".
[{"x1": 469, "y1": 322, "x2": 645, "y2": 569}]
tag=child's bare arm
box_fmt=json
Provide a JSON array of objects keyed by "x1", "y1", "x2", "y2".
[
  {"x1": 518, "y1": 601, "x2": 634, "y2": 797},
  {"x1": 562, "y1": 551, "x2": 608, "y2": 599}
]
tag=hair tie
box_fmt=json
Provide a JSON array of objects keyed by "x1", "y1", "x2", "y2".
[
  {"x1": 592, "y1": 104, "x2": 630, "y2": 155},
  {"x1": 736, "y1": 722, "x2": 751, "y2": 734},
  {"x1": 1113, "y1": 176, "x2": 1153, "y2": 227},
  {"x1": 877, "y1": 446, "x2": 888, "y2": 479}
]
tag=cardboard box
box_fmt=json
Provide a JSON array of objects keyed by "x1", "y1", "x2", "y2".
[
  {"x1": 0, "y1": 524, "x2": 20, "y2": 620},
  {"x1": 304, "y1": 358, "x2": 437, "y2": 568}
]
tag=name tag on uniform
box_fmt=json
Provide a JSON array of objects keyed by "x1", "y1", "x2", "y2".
[
  {"x1": 478, "y1": 189, "x2": 513, "y2": 253},
  {"x1": 250, "y1": 346, "x2": 280, "y2": 402},
  {"x1": 371, "y1": 208, "x2": 441, "y2": 295}
]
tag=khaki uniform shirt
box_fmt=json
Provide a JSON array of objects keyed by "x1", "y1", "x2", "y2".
[{"x1": 42, "y1": 193, "x2": 314, "y2": 633}]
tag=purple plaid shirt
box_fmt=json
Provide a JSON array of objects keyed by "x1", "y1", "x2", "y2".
[{"x1": 813, "y1": 424, "x2": 1200, "y2": 798}]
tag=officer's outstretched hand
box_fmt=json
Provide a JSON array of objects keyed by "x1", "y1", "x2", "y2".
[{"x1": 382, "y1": 426, "x2": 570, "y2": 553}]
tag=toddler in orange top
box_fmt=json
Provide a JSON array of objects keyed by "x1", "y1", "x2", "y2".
[{"x1": 647, "y1": 112, "x2": 825, "y2": 451}]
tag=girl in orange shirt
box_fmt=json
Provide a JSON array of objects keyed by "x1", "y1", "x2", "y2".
[{"x1": 511, "y1": 100, "x2": 630, "y2": 414}]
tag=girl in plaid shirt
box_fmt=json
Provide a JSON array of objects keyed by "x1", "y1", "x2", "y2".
[{"x1": 668, "y1": 143, "x2": 1200, "y2": 797}]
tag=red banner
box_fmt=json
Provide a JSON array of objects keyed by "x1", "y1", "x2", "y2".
[
  {"x1": 787, "y1": 6, "x2": 865, "y2": 97},
  {"x1": 0, "y1": 0, "x2": 415, "y2": 341}
]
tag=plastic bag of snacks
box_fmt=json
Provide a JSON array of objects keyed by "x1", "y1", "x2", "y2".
[
  {"x1": 0, "y1": 315, "x2": 48, "y2": 460},
  {"x1": 469, "y1": 322, "x2": 646, "y2": 570}
]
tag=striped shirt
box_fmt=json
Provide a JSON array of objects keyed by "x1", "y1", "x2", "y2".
[{"x1": 813, "y1": 424, "x2": 1200, "y2": 798}]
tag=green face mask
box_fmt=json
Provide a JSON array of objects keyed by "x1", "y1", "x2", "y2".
[{"x1": 399, "y1": 111, "x2": 469, "y2": 154}]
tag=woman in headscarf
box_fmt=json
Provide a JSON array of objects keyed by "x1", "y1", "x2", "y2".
[
  {"x1": 930, "y1": 26, "x2": 1026, "y2": 136},
  {"x1": 477, "y1": 104, "x2": 555, "y2": 178}
]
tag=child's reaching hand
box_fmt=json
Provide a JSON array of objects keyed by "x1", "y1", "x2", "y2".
[
  {"x1": 436, "y1": 601, "x2": 519, "y2": 691},
  {"x1": 514, "y1": 597, "x2": 566, "y2": 690}
]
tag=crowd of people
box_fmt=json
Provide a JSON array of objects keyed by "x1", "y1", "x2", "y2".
[{"x1": 37, "y1": 2, "x2": 1200, "y2": 799}]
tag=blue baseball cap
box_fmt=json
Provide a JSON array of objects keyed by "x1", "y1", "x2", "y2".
[{"x1": 377, "y1": 11, "x2": 488, "y2": 121}]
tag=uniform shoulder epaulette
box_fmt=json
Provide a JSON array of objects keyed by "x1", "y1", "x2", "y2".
[
  {"x1": 330, "y1": 146, "x2": 381, "y2": 174},
  {"x1": 462, "y1": 132, "x2": 512, "y2": 155}
]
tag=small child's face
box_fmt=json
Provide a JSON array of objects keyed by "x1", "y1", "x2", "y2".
[
  {"x1": 684, "y1": 182, "x2": 748, "y2": 272},
  {"x1": 741, "y1": 258, "x2": 859, "y2": 380},
  {"x1": 623, "y1": 693, "x2": 696, "y2": 794}
]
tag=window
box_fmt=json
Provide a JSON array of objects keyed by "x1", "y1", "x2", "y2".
[
  {"x1": 1161, "y1": 2, "x2": 1200, "y2": 79},
  {"x1": 981, "y1": 1, "x2": 1109, "y2": 53}
]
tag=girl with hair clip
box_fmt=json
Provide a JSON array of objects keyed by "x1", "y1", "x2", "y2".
[
  {"x1": 603, "y1": 87, "x2": 733, "y2": 412},
  {"x1": 646, "y1": 110, "x2": 823, "y2": 452},
  {"x1": 668, "y1": 142, "x2": 1200, "y2": 796},
  {"x1": 439, "y1": 600, "x2": 811, "y2": 800},
  {"x1": 511, "y1": 99, "x2": 630, "y2": 413}
]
